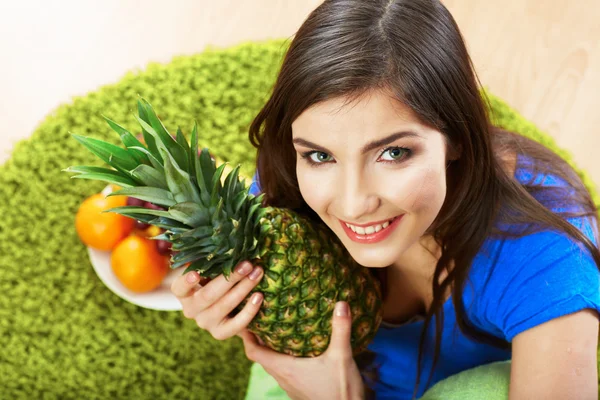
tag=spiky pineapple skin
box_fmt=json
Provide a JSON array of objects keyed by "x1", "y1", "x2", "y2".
[{"x1": 235, "y1": 207, "x2": 384, "y2": 357}]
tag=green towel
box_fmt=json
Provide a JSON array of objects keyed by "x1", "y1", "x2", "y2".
[
  {"x1": 0, "y1": 38, "x2": 597, "y2": 399},
  {"x1": 420, "y1": 361, "x2": 511, "y2": 399},
  {"x1": 245, "y1": 363, "x2": 291, "y2": 400},
  {"x1": 244, "y1": 360, "x2": 511, "y2": 399}
]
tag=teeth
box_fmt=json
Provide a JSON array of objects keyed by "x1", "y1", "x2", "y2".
[{"x1": 345, "y1": 217, "x2": 397, "y2": 236}]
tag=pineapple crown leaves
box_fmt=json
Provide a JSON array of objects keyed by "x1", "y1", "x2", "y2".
[{"x1": 64, "y1": 97, "x2": 269, "y2": 278}]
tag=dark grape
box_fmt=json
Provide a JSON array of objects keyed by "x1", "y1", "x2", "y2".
[
  {"x1": 144, "y1": 202, "x2": 166, "y2": 211},
  {"x1": 126, "y1": 197, "x2": 145, "y2": 207},
  {"x1": 134, "y1": 220, "x2": 150, "y2": 230},
  {"x1": 156, "y1": 240, "x2": 172, "y2": 255},
  {"x1": 199, "y1": 276, "x2": 213, "y2": 286}
]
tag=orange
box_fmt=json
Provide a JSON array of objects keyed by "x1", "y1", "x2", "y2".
[
  {"x1": 139, "y1": 225, "x2": 162, "y2": 238},
  {"x1": 110, "y1": 235, "x2": 169, "y2": 293},
  {"x1": 75, "y1": 193, "x2": 135, "y2": 251}
]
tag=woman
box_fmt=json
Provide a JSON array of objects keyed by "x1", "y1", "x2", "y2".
[{"x1": 171, "y1": 0, "x2": 600, "y2": 398}]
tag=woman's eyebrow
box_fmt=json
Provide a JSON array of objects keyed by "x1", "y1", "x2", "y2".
[{"x1": 292, "y1": 131, "x2": 422, "y2": 155}]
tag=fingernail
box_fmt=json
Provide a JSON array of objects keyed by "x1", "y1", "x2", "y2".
[
  {"x1": 236, "y1": 262, "x2": 252, "y2": 275},
  {"x1": 186, "y1": 271, "x2": 199, "y2": 283},
  {"x1": 249, "y1": 267, "x2": 262, "y2": 280},
  {"x1": 251, "y1": 292, "x2": 263, "y2": 305},
  {"x1": 335, "y1": 302, "x2": 349, "y2": 317}
]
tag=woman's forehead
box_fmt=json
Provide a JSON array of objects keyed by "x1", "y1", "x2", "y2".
[{"x1": 291, "y1": 93, "x2": 425, "y2": 140}]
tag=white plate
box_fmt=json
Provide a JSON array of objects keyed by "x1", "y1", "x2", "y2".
[
  {"x1": 88, "y1": 247, "x2": 185, "y2": 311},
  {"x1": 86, "y1": 185, "x2": 185, "y2": 311}
]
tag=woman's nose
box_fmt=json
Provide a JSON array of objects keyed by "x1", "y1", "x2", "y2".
[{"x1": 336, "y1": 171, "x2": 378, "y2": 222}]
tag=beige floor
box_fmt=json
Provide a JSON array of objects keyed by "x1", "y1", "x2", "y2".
[{"x1": 1, "y1": 0, "x2": 599, "y2": 192}]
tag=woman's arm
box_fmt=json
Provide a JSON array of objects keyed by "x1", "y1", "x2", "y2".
[{"x1": 510, "y1": 309, "x2": 599, "y2": 399}]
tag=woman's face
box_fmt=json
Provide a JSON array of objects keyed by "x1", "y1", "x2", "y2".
[{"x1": 291, "y1": 90, "x2": 451, "y2": 269}]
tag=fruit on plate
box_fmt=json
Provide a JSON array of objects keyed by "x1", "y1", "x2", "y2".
[
  {"x1": 138, "y1": 223, "x2": 162, "y2": 239},
  {"x1": 137, "y1": 222, "x2": 172, "y2": 255},
  {"x1": 75, "y1": 192, "x2": 135, "y2": 251},
  {"x1": 64, "y1": 98, "x2": 383, "y2": 357},
  {"x1": 111, "y1": 235, "x2": 169, "y2": 293},
  {"x1": 126, "y1": 196, "x2": 151, "y2": 230}
]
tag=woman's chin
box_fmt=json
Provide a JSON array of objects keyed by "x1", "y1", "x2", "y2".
[{"x1": 347, "y1": 251, "x2": 396, "y2": 269}]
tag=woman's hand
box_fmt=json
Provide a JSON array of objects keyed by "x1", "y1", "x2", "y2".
[
  {"x1": 237, "y1": 301, "x2": 366, "y2": 400},
  {"x1": 170, "y1": 261, "x2": 264, "y2": 340}
]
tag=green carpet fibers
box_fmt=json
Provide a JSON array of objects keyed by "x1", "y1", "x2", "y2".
[{"x1": 0, "y1": 38, "x2": 598, "y2": 399}]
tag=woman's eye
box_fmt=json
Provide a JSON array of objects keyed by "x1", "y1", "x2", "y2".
[
  {"x1": 380, "y1": 147, "x2": 407, "y2": 161},
  {"x1": 309, "y1": 152, "x2": 333, "y2": 163},
  {"x1": 301, "y1": 146, "x2": 410, "y2": 166}
]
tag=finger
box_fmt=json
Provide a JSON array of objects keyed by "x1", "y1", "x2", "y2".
[
  {"x1": 188, "y1": 266, "x2": 263, "y2": 323},
  {"x1": 236, "y1": 329, "x2": 265, "y2": 346},
  {"x1": 172, "y1": 261, "x2": 253, "y2": 311},
  {"x1": 238, "y1": 328, "x2": 285, "y2": 365},
  {"x1": 170, "y1": 270, "x2": 203, "y2": 298},
  {"x1": 326, "y1": 302, "x2": 353, "y2": 360},
  {"x1": 204, "y1": 267, "x2": 263, "y2": 320},
  {"x1": 207, "y1": 290, "x2": 264, "y2": 341}
]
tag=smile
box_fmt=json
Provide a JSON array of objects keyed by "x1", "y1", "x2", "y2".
[{"x1": 339, "y1": 215, "x2": 404, "y2": 244}]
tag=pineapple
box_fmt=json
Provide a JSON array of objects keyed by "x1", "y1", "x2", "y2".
[{"x1": 64, "y1": 98, "x2": 383, "y2": 357}]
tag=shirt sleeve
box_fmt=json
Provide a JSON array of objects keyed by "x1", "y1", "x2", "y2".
[
  {"x1": 470, "y1": 214, "x2": 600, "y2": 342},
  {"x1": 248, "y1": 171, "x2": 261, "y2": 196}
]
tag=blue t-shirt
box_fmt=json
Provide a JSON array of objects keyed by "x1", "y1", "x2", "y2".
[{"x1": 247, "y1": 155, "x2": 600, "y2": 399}]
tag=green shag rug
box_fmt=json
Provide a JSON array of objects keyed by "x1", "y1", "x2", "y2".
[{"x1": 0, "y1": 38, "x2": 598, "y2": 399}]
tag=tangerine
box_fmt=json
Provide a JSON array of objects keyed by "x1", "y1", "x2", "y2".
[
  {"x1": 139, "y1": 225, "x2": 162, "y2": 238},
  {"x1": 75, "y1": 193, "x2": 135, "y2": 251},
  {"x1": 111, "y1": 235, "x2": 169, "y2": 293}
]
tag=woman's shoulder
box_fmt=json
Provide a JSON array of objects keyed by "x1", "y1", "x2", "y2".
[
  {"x1": 473, "y1": 224, "x2": 595, "y2": 277},
  {"x1": 463, "y1": 220, "x2": 600, "y2": 341}
]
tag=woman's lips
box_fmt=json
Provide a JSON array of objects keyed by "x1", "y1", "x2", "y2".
[{"x1": 339, "y1": 215, "x2": 404, "y2": 244}]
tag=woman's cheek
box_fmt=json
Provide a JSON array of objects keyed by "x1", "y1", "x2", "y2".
[
  {"x1": 381, "y1": 165, "x2": 429, "y2": 209},
  {"x1": 296, "y1": 166, "x2": 332, "y2": 213},
  {"x1": 397, "y1": 162, "x2": 446, "y2": 213}
]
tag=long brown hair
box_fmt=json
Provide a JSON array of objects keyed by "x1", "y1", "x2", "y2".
[{"x1": 248, "y1": 0, "x2": 600, "y2": 398}]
